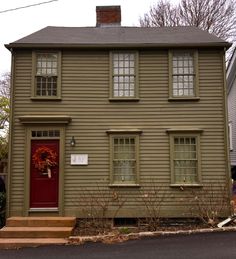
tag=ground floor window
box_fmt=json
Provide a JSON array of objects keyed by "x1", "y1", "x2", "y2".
[
  {"x1": 168, "y1": 130, "x2": 202, "y2": 185},
  {"x1": 108, "y1": 132, "x2": 140, "y2": 185}
]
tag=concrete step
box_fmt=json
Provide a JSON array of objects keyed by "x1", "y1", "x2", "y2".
[
  {"x1": 6, "y1": 217, "x2": 76, "y2": 227},
  {"x1": 0, "y1": 238, "x2": 68, "y2": 249},
  {"x1": 0, "y1": 217, "x2": 76, "y2": 248},
  {"x1": 0, "y1": 227, "x2": 73, "y2": 238}
]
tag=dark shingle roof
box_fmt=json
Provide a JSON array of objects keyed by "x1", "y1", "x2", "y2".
[{"x1": 6, "y1": 26, "x2": 231, "y2": 49}]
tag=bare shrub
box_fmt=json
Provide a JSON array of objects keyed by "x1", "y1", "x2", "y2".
[
  {"x1": 187, "y1": 183, "x2": 232, "y2": 227},
  {"x1": 73, "y1": 186, "x2": 126, "y2": 235},
  {"x1": 138, "y1": 183, "x2": 166, "y2": 231}
]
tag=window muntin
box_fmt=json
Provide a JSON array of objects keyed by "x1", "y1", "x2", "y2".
[
  {"x1": 173, "y1": 136, "x2": 198, "y2": 184},
  {"x1": 170, "y1": 51, "x2": 197, "y2": 98},
  {"x1": 112, "y1": 136, "x2": 137, "y2": 183},
  {"x1": 34, "y1": 53, "x2": 59, "y2": 97},
  {"x1": 111, "y1": 52, "x2": 137, "y2": 98}
]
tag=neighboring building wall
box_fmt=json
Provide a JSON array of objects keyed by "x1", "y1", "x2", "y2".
[
  {"x1": 8, "y1": 49, "x2": 229, "y2": 217},
  {"x1": 227, "y1": 49, "x2": 236, "y2": 175},
  {"x1": 228, "y1": 79, "x2": 236, "y2": 166}
]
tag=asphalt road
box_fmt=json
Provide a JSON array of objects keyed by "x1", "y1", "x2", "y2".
[{"x1": 1, "y1": 232, "x2": 236, "y2": 259}]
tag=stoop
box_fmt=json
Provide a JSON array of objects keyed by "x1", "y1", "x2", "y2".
[{"x1": 0, "y1": 217, "x2": 76, "y2": 249}]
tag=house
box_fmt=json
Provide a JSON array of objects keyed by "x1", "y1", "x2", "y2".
[
  {"x1": 5, "y1": 6, "x2": 232, "y2": 219},
  {"x1": 227, "y1": 49, "x2": 236, "y2": 180}
]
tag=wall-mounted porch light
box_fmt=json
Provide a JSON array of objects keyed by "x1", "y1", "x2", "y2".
[{"x1": 70, "y1": 136, "x2": 76, "y2": 147}]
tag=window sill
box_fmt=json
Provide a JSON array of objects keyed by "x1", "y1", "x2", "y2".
[
  {"x1": 109, "y1": 98, "x2": 140, "y2": 102},
  {"x1": 29, "y1": 207, "x2": 59, "y2": 212},
  {"x1": 170, "y1": 184, "x2": 202, "y2": 188},
  {"x1": 168, "y1": 97, "x2": 200, "y2": 102},
  {"x1": 31, "y1": 97, "x2": 62, "y2": 101},
  {"x1": 109, "y1": 184, "x2": 140, "y2": 187}
]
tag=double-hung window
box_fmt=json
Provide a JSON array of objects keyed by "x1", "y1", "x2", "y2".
[
  {"x1": 108, "y1": 133, "x2": 140, "y2": 185},
  {"x1": 110, "y1": 51, "x2": 138, "y2": 100},
  {"x1": 168, "y1": 130, "x2": 202, "y2": 186},
  {"x1": 169, "y1": 50, "x2": 198, "y2": 100},
  {"x1": 32, "y1": 52, "x2": 61, "y2": 99}
]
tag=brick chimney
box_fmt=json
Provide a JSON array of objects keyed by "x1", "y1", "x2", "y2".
[{"x1": 96, "y1": 6, "x2": 121, "y2": 27}]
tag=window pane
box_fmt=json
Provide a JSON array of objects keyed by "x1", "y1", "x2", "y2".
[
  {"x1": 113, "y1": 54, "x2": 119, "y2": 61},
  {"x1": 43, "y1": 131, "x2": 48, "y2": 137}
]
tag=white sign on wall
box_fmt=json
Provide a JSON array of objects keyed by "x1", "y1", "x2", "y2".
[{"x1": 71, "y1": 154, "x2": 88, "y2": 165}]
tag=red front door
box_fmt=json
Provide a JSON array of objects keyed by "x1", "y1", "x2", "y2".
[{"x1": 30, "y1": 140, "x2": 59, "y2": 208}]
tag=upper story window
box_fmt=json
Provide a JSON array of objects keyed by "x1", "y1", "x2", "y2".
[
  {"x1": 32, "y1": 52, "x2": 61, "y2": 99},
  {"x1": 110, "y1": 51, "x2": 139, "y2": 101},
  {"x1": 169, "y1": 50, "x2": 199, "y2": 101}
]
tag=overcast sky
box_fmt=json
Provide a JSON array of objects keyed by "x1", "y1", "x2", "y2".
[{"x1": 0, "y1": 0, "x2": 180, "y2": 75}]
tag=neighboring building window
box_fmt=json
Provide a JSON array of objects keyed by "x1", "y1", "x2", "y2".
[
  {"x1": 229, "y1": 122, "x2": 233, "y2": 151},
  {"x1": 110, "y1": 52, "x2": 138, "y2": 99},
  {"x1": 32, "y1": 52, "x2": 61, "y2": 98},
  {"x1": 169, "y1": 132, "x2": 201, "y2": 185},
  {"x1": 110, "y1": 135, "x2": 139, "y2": 184},
  {"x1": 169, "y1": 50, "x2": 198, "y2": 99}
]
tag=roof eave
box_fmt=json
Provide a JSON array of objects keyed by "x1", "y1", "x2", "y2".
[{"x1": 5, "y1": 42, "x2": 232, "y2": 50}]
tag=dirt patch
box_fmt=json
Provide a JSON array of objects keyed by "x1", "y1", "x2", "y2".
[{"x1": 72, "y1": 217, "x2": 236, "y2": 238}]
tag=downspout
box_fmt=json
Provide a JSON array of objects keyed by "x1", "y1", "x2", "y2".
[
  {"x1": 222, "y1": 47, "x2": 233, "y2": 215},
  {"x1": 6, "y1": 49, "x2": 15, "y2": 217}
]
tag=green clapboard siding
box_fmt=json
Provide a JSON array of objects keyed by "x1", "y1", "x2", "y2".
[{"x1": 8, "y1": 49, "x2": 230, "y2": 217}]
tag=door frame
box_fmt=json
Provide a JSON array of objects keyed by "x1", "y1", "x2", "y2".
[
  {"x1": 30, "y1": 139, "x2": 60, "y2": 209},
  {"x1": 24, "y1": 126, "x2": 65, "y2": 216}
]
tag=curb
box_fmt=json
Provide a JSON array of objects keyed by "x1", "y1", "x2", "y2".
[{"x1": 68, "y1": 226, "x2": 236, "y2": 244}]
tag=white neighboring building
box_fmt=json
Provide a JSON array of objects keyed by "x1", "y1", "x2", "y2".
[{"x1": 227, "y1": 48, "x2": 236, "y2": 178}]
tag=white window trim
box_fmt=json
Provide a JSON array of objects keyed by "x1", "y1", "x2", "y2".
[{"x1": 229, "y1": 122, "x2": 233, "y2": 151}]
